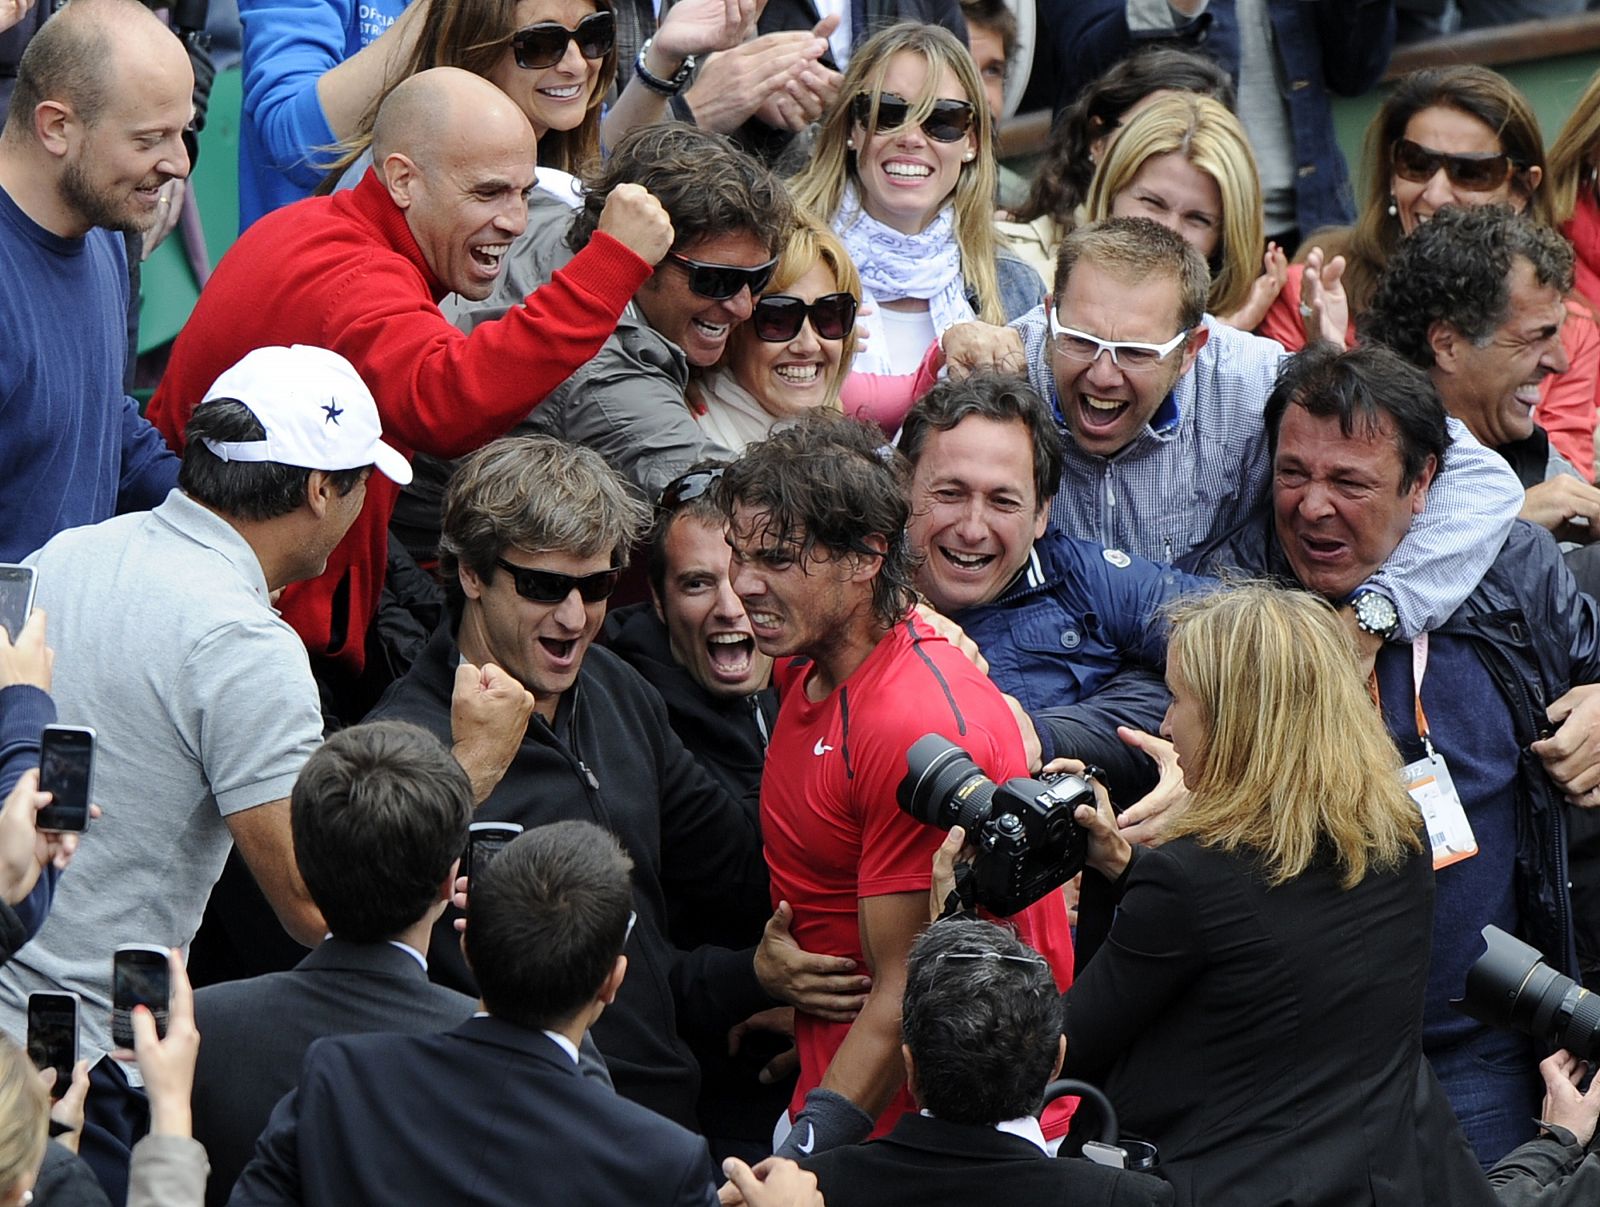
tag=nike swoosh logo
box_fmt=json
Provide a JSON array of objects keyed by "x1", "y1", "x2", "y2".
[
  {"x1": 797, "y1": 1123, "x2": 815, "y2": 1155},
  {"x1": 813, "y1": 739, "x2": 833, "y2": 756}
]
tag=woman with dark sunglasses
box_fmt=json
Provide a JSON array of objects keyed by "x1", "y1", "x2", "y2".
[
  {"x1": 790, "y1": 23, "x2": 1043, "y2": 378},
  {"x1": 1259, "y1": 66, "x2": 1600, "y2": 480}
]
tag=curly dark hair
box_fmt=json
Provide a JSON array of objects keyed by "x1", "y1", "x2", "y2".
[
  {"x1": 566, "y1": 123, "x2": 793, "y2": 258},
  {"x1": 1360, "y1": 204, "x2": 1574, "y2": 368},
  {"x1": 1013, "y1": 44, "x2": 1236, "y2": 228},
  {"x1": 716, "y1": 414, "x2": 917, "y2": 630}
]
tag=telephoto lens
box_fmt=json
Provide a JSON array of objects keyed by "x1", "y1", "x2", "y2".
[{"x1": 1454, "y1": 925, "x2": 1600, "y2": 1060}]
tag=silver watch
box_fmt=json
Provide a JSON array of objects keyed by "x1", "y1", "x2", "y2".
[{"x1": 1351, "y1": 590, "x2": 1399, "y2": 641}]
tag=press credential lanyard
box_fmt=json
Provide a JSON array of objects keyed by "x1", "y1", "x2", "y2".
[{"x1": 1373, "y1": 633, "x2": 1479, "y2": 870}]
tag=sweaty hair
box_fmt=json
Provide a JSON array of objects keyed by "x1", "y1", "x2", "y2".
[
  {"x1": 717, "y1": 413, "x2": 918, "y2": 630},
  {"x1": 899, "y1": 373, "x2": 1063, "y2": 507},
  {"x1": 0, "y1": 1037, "x2": 47, "y2": 1199},
  {"x1": 1055, "y1": 217, "x2": 1210, "y2": 333},
  {"x1": 1361, "y1": 204, "x2": 1574, "y2": 368},
  {"x1": 1084, "y1": 93, "x2": 1263, "y2": 318},
  {"x1": 901, "y1": 919, "x2": 1062, "y2": 1124},
  {"x1": 1264, "y1": 342, "x2": 1449, "y2": 492},
  {"x1": 465, "y1": 820, "x2": 634, "y2": 1030},
  {"x1": 1162, "y1": 585, "x2": 1424, "y2": 888},
  {"x1": 179, "y1": 399, "x2": 368, "y2": 522},
  {"x1": 566, "y1": 123, "x2": 792, "y2": 258},
  {"x1": 439, "y1": 434, "x2": 651, "y2": 588},
  {"x1": 1014, "y1": 44, "x2": 1235, "y2": 229},
  {"x1": 291, "y1": 722, "x2": 473, "y2": 942},
  {"x1": 1339, "y1": 65, "x2": 1549, "y2": 314}
]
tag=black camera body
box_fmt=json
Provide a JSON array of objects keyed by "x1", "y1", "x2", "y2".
[{"x1": 897, "y1": 734, "x2": 1091, "y2": 916}]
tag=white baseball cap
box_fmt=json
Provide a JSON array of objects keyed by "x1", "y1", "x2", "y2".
[{"x1": 198, "y1": 345, "x2": 412, "y2": 485}]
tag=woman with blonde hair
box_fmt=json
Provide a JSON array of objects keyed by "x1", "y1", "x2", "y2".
[
  {"x1": 0, "y1": 1038, "x2": 46, "y2": 1206},
  {"x1": 1085, "y1": 93, "x2": 1285, "y2": 331},
  {"x1": 1549, "y1": 67, "x2": 1600, "y2": 311},
  {"x1": 790, "y1": 22, "x2": 1043, "y2": 375},
  {"x1": 1054, "y1": 583, "x2": 1457, "y2": 1205}
]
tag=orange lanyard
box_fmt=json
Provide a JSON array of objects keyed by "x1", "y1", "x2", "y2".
[{"x1": 1367, "y1": 632, "x2": 1435, "y2": 753}]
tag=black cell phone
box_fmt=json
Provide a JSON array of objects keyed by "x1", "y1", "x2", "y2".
[
  {"x1": 465, "y1": 822, "x2": 523, "y2": 885},
  {"x1": 0, "y1": 564, "x2": 36, "y2": 642},
  {"x1": 37, "y1": 725, "x2": 94, "y2": 833},
  {"x1": 111, "y1": 944, "x2": 170, "y2": 1049},
  {"x1": 26, "y1": 991, "x2": 79, "y2": 1099}
]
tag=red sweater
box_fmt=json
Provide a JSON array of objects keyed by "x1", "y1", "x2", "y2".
[{"x1": 148, "y1": 170, "x2": 651, "y2": 672}]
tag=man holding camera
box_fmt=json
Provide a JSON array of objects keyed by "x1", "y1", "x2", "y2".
[{"x1": 717, "y1": 415, "x2": 1075, "y2": 1162}]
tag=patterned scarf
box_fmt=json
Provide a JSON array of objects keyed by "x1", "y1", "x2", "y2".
[{"x1": 835, "y1": 183, "x2": 975, "y2": 338}]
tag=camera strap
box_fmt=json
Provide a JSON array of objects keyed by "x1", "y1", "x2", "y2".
[
  {"x1": 937, "y1": 861, "x2": 979, "y2": 921},
  {"x1": 1371, "y1": 634, "x2": 1479, "y2": 871}
]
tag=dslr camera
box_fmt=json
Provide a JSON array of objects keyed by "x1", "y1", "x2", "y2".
[
  {"x1": 897, "y1": 734, "x2": 1091, "y2": 916},
  {"x1": 1455, "y1": 925, "x2": 1600, "y2": 1061}
]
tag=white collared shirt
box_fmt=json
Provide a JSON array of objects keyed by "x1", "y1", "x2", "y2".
[{"x1": 920, "y1": 1110, "x2": 1049, "y2": 1155}]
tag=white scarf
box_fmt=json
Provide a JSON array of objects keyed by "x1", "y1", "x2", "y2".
[
  {"x1": 835, "y1": 184, "x2": 975, "y2": 339},
  {"x1": 694, "y1": 371, "x2": 789, "y2": 455}
]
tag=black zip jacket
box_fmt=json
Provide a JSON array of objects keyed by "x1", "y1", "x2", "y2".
[{"x1": 369, "y1": 626, "x2": 775, "y2": 1129}]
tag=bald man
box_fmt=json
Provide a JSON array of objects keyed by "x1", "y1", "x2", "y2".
[
  {"x1": 0, "y1": 0, "x2": 190, "y2": 561},
  {"x1": 148, "y1": 67, "x2": 673, "y2": 713}
]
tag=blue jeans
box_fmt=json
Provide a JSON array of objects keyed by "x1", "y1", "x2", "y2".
[{"x1": 1427, "y1": 1027, "x2": 1541, "y2": 1168}]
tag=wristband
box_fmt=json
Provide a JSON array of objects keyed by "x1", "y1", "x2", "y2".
[
  {"x1": 773, "y1": 1087, "x2": 875, "y2": 1160},
  {"x1": 634, "y1": 37, "x2": 695, "y2": 97}
]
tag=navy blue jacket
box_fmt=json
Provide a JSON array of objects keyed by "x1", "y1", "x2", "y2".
[
  {"x1": 1043, "y1": 0, "x2": 1396, "y2": 236},
  {"x1": 1200, "y1": 516, "x2": 1596, "y2": 979}
]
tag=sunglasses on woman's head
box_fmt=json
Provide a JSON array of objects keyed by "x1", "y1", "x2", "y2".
[
  {"x1": 751, "y1": 292, "x2": 858, "y2": 342},
  {"x1": 850, "y1": 91, "x2": 976, "y2": 143},
  {"x1": 1390, "y1": 138, "x2": 1518, "y2": 192},
  {"x1": 510, "y1": 11, "x2": 615, "y2": 70},
  {"x1": 493, "y1": 559, "x2": 622, "y2": 603},
  {"x1": 666, "y1": 253, "x2": 779, "y2": 300}
]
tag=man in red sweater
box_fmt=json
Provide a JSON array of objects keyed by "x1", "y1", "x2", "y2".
[{"x1": 148, "y1": 66, "x2": 673, "y2": 707}]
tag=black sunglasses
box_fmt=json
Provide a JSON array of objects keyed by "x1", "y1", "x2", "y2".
[
  {"x1": 1390, "y1": 137, "x2": 1519, "y2": 192},
  {"x1": 510, "y1": 11, "x2": 615, "y2": 70},
  {"x1": 658, "y1": 467, "x2": 725, "y2": 510},
  {"x1": 666, "y1": 253, "x2": 778, "y2": 300},
  {"x1": 752, "y1": 292, "x2": 858, "y2": 342},
  {"x1": 850, "y1": 91, "x2": 976, "y2": 144},
  {"x1": 493, "y1": 558, "x2": 621, "y2": 603}
]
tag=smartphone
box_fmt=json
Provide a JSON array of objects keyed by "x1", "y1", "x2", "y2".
[
  {"x1": 0, "y1": 564, "x2": 36, "y2": 642},
  {"x1": 26, "y1": 991, "x2": 79, "y2": 1099},
  {"x1": 111, "y1": 944, "x2": 170, "y2": 1049},
  {"x1": 36, "y1": 725, "x2": 94, "y2": 833},
  {"x1": 466, "y1": 822, "x2": 523, "y2": 884}
]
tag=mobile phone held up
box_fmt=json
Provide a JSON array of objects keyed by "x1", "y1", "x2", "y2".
[
  {"x1": 26, "y1": 991, "x2": 79, "y2": 1099},
  {"x1": 466, "y1": 822, "x2": 524, "y2": 885},
  {"x1": 37, "y1": 725, "x2": 94, "y2": 833},
  {"x1": 111, "y1": 944, "x2": 170, "y2": 1050},
  {"x1": 0, "y1": 564, "x2": 36, "y2": 642}
]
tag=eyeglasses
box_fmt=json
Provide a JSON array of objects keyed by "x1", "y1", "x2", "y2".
[
  {"x1": 493, "y1": 558, "x2": 622, "y2": 603},
  {"x1": 1390, "y1": 138, "x2": 1519, "y2": 192},
  {"x1": 932, "y1": 951, "x2": 1051, "y2": 978},
  {"x1": 509, "y1": 11, "x2": 615, "y2": 70},
  {"x1": 658, "y1": 466, "x2": 724, "y2": 510},
  {"x1": 751, "y1": 292, "x2": 858, "y2": 342},
  {"x1": 666, "y1": 253, "x2": 779, "y2": 300},
  {"x1": 624, "y1": 910, "x2": 637, "y2": 947},
  {"x1": 850, "y1": 91, "x2": 976, "y2": 143},
  {"x1": 1048, "y1": 308, "x2": 1190, "y2": 371}
]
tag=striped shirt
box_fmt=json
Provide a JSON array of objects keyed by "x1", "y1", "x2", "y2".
[{"x1": 1015, "y1": 307, "x2": 1523, "y2": 640}]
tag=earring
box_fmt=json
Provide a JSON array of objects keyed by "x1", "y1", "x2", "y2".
[
  {"x1": 963, "y1": 151, "x2": 975, "y2": 162},
  {"x1": 847, "y1": 139, "x2": 855, "y2": 150},
  {"x1": 1387, "y1": 196, "x2": 1398, "y2": 218}
]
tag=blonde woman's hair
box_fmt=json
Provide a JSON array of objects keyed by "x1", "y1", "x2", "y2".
[
  {"x1": 790, "y1": 22, "x2": 1005, "y2": 325},
  {"x1": 1161, "y1": 584, "x2": 1423, "y2": 889},
  {"x1": 1084, "y1": 93, "x2": 1263, "y2": 318},
  {"x1": 728, "y1": 214, "x2": 863, "y2": 409},
  {"x1": 1549, "y1": 67, "x2": 1600, "y2": 226},
  {"x1": 0, "y1": 1038, "x2": 47, "y2": 1199}
]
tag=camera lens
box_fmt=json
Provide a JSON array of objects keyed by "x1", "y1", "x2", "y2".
[
  {"x1": 898, "y1": 735, "x2": 996, "y2": 835},
  {"x1": 1456, "y1": 926, "x2": 1600, "y2": 1061}
]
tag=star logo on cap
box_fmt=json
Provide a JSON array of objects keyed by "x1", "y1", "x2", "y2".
[{"x1": 322, "y1": 399, "x2": 344, "y2": 425}]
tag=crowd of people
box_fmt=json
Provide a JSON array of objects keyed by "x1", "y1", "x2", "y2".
[{"x1": 4, "y1": 0, "x2": 1600, "y2": 1204}]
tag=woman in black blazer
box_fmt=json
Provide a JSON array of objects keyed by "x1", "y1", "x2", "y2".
[{"x1": 1061, "y1": 585, "x2": 1475, "y2": 1207}]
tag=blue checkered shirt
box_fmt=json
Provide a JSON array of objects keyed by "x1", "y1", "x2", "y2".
[{"x1": 1014, "y1": 307, "x2": 1522, "y2": 640}]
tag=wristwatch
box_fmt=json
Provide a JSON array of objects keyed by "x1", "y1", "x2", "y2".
[
  {"x1": 633, "y1": 37, "x2": 695, "y2": 97},
  {"x1": 1350, "y1": 589, "x2": 1399, "y2": 641}
]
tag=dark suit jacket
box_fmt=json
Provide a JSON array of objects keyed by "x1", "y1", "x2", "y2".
[
  {"x1": 192, "y1": 939, "x2": 476, "y2": 1205},
  {"x1": 803, "y1": 1113, "x2": 1173, "y2": 1206},
  {"x1": 1066, "y1": 838, "x2": 1475, "y2": 1207},
  {"x1": 228, "y1": 1016, "x2": 719, "y2": 1207}
]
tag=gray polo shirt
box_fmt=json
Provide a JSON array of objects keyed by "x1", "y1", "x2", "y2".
[{"x1": 0, "y1": 490, "x2": 322, "y2": 1063}]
